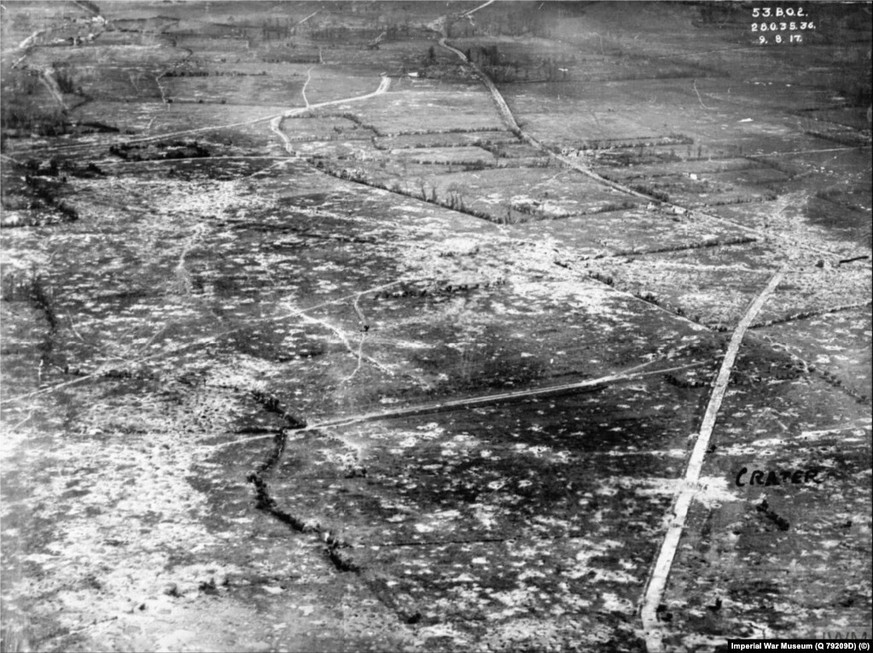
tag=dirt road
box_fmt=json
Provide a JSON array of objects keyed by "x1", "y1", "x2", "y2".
[{"x1": 269, "y1": 74, "x2": 391, "y2": 156}]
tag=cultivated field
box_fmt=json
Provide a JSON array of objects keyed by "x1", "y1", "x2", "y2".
[{"x1": 1, "y1": 2, "x2": 870, "y2": 652}]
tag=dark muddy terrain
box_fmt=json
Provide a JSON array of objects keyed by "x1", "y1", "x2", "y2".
[{"x1": 1, "y1": 2, "x2": 870, "y2": 652}]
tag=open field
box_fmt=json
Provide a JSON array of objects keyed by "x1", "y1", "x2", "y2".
[{"x1": 1, "y1": 2, "x2": 870, "y2": 652}]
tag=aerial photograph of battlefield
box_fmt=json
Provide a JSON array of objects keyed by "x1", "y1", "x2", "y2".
[{"x1": 0, "y1": 1, "x2": 870, "y2": 651}]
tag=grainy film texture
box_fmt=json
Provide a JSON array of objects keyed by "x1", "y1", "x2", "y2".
[{"x1": 1, "y1": 1, "x2": 871, "y2": 651}]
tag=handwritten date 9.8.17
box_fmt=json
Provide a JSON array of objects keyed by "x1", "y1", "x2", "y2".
[{"x1": 751, "y1": 7, "x2": 815, "y2": 45}]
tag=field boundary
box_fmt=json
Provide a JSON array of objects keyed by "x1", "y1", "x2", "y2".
[{"x1": 436, "y1": 32, "x2": 849, "y2": 263}]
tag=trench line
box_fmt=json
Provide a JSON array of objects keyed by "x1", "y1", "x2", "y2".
[
  {"x1": 640, "y1": 266, "x2": 786, "y2": 652},
  {"x1": 1, "y1": 278, "x2": 411, "y2": 406}
]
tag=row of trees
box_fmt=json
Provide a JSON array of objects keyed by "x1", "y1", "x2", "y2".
[
  {"x1": 448, "y1": 6, "x2": 551, "y2": 38},
  {"x1": 464, "y1": 46, "x2": 579, "y2": 82},
  {"x1": 309, "y1": 23, "x2": 420, "y2": 43},
  {"x1": 0, "y1": 70, "x2": 68, "y2": 136}
]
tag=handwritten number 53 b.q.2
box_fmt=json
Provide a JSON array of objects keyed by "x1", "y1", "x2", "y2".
[{"x1": 751, "y1": 7, "x2": 815, "y2": 44}]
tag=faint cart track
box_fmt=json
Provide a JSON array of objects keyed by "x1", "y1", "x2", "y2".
[
  {"x1": 692, "y1": 79, "x2": 710, "y2": 110},
  {"x1": 463, "y1": 0, "x2": 496, "y2": 18},
  {"x1": 640, "y1": 266, "x2": 787, "y2": 652},
  {"x1": 301, "y1": 67, "x2": 313, "y2": 109},
  {"x1": 38, "y1": 68, "x2": 68, "y2": 111},
  {"x1": 154, "y1": 47, "x2": 194, "y2": 110},
  {"x1": 291, "y1": 308, "x2": 394, "y2": 377},
  {"x1": 342, "y1": 332, "x2": 367, "y2": 383},
  {"x1": 342, "y1": 291, "x2": 374, "y2": 383}
]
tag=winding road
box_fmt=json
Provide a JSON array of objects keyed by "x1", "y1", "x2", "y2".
[{"x1": 269, "y1": 73, "x2": 390, "y2": 155}]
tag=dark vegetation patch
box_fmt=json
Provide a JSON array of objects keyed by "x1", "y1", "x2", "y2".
[
  {"x1": 0, "y1": 71, "x2": 71, "y2": 137},
  {"x1": 108, "y1": 139, "x2": 212, "y2": 161},
  {"x1": 804, "y1": 198, "x2": 872, "y2": 249},
  {"x1": 0, "y1": 159, "x2": 83, "y2": 227}
]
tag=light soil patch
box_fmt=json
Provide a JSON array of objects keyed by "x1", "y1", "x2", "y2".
[{"x1": 342, "y1": 87, "x2": 504, "y2": 135}]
